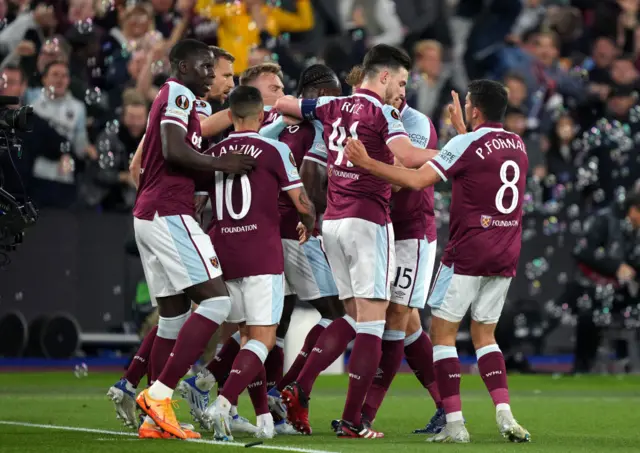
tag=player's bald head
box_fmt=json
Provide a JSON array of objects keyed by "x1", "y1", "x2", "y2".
[{"x1": 229, "y1": 85, "x2": 264, "y2": 120}]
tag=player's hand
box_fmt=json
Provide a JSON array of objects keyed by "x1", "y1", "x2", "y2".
[
  {"x1": 283, "y1": 115, "x2": 302, "y2": 126},
  {"x1": 296, "y1": 222, "x2": 310, "y2": 245},
  {"x1": 344, "y1": 138, "x2": 370, "y2": 168},
  {"x1": 617, "y1": 262, "x2": 636, "y2": 282},
  {"x1": 447, "y1": 90, "x2": 466, "y2": 135},
  {"x1": 216, "y1": 153, "x2": 256, "y2": 174}
]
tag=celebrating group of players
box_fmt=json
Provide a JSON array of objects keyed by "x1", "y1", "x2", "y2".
[{"x1": 106, "y1": 37, "x2": 531, "y2": 444}]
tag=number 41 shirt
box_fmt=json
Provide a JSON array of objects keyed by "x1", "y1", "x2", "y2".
[{"x1": 300, "y1": 88, "x2": 408, "y2": 226}]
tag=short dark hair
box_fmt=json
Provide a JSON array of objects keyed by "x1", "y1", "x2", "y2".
[
  {"x1": 229, "y1": 85, "x2": 263, "y2": 119},
  {"x1": 362, "y1": 44, "x2": 411, "y2": 79},
  {"x1": 297, "y1": 64, "x2": 340, "y2": 96},
  {"x1": 42, "y1": 60, "x2": 68, "y2": 77},
  {"x1": 2, "y1": 63, "x2": 27, "y2": 84},
  {"x1": 210, "y1": 46, "x2": 235, "y2": 63},
  {"x1": 468, "y1": 79, "x2": 508, "y2": 123},
  {"x1": 239, "y1": 63, "x2": 283, "y2": 86},
  {"x1": 169, "y1": 39, "x2": 211, "y2": 71}
]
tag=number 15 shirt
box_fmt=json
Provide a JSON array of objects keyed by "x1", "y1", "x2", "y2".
[
  {"x1": 428, "y1": 123, "x2": 528, "y2": 277},
  {"x1": 300, "y1": 88, "x2": 408, "y2": 226}
]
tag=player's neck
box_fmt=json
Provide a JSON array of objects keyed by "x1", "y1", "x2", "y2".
[
  {"x1": 358, "y1": 81, "x2": 385, "y2": 101},
  {"x1": 233, "y1": 120, "x2": 261, "y2": 133},
  {"x1": 470, "y1": 116, "x2": 488, "y2": 131}
]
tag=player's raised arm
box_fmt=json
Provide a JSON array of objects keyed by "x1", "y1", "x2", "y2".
[
  {"x1": 345, "y1": 138, "x2": 441, "y2": 190},
  {"x1": 200, "y1": 108, "x2": 233, "y2": 138},
  {"x1": 129, "y1": 134, "x2": 145, "y2": 188}
]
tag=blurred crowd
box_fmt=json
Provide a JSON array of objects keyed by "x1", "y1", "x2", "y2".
[
  {"x1": 0, "y1": 0, "x2": 639, "y2": 371},
  {"x1": 0, "y1": 0, "x2": 637, "y2": 211}
]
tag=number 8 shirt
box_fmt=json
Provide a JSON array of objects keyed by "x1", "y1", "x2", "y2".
[{"x1": 427, "y1": 123, "x2": 528, "y2": 277}]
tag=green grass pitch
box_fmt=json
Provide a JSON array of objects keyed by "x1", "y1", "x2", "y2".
[{"x1": 0, "y1": 371, "x2": 639, "y2": 452}]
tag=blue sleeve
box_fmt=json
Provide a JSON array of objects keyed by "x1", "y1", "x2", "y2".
[
  {"x1": 402, "y1": 111, "x2": 432, "y2": 149},
  {"x1": 259, "y1": 115, "x2": 287, "y2": 139},
  {"x1": 381, "y1": 105, "x2": 408, "y2": 143},
  {"x1": 273, "y1": 141, "x2": 302, "y2": 185},
  {"x1": 303, "y1": 120, "x2": 327, "y2": 165},
  {"x1": 429, "y1": 133, "x2": 476, "y2": 181}
]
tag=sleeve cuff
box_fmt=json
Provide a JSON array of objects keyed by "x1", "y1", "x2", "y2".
[{"x1": 427, "y1": 161, "x2": 447, "y2": 182}]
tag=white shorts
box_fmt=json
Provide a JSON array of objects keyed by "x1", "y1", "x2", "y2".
[
  {"x1": 391, "y1": 238, "x2": 437, "y2": 309},
  {"x1": 427, "y1": 263, "x2": 512, "y2": 324},
  {"x1": 322, "y1": 218, "x2": 395, "y2": 300},
  {"x1": 282, "y1": 236, "x2": 339, "y2": 301},
  {"x1": 226, "y1": 274, "x2": 284, "y2": 326},
  {"x1": 134, "y1": 214, "x2": 222, "y2": 302}
]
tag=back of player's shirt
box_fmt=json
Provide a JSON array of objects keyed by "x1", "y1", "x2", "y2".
[
  {"x1": 390, "y1": 104, "x2": 438, "y2": 242},
  {"x1": 303, "y1": 88, "x2": 408, "y2": 225},
  {"x1": 428, "y1": 123, "x2": 528, "y2": 276},
  {"x1": 134, "y1": 78, "x2": 205, "y2": 220},
  {"x1": 205, "y1": 131, "x2": 302, "y2": 280}
]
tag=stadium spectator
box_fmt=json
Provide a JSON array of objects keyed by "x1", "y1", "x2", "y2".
[
  {"x1": 0, "y1": 63, "x2": 67, "y2": 199},
  {"x1": 195, "y1": 0, "x2": 314, "y2": 74},
  {"x1": 337, "y1": 1, "x2": 403, "y2": 47},
  {"x1": 568, "y1": 188, "x2": 640, "y2": 373},
  {"x1": 407, "y1": 39, "x2": 460, "y2": 130},
  {"x1": 30, "y1": 59, "x2": 94, "y2": 207},
  {"x1": 79, "y1": 88, "x2": 144, "y2": 210}
]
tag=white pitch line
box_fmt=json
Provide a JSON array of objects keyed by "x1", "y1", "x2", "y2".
[{"x1": 0, "y1": 421, "x2": 341, "y2": 453}]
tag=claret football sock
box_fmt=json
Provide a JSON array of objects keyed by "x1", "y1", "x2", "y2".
[
  {"x1": 247, "y1": 366, "x2": 270, "y2": 416},
  {"x1": 149, "y1": 312, "x2": 189, "y2": 384},
  {"x1": 404, "y1": 328, "x2": 442, "y2": 408},
  {"x1": 206, "y1": 331, "x2": 241, "y2": 386},
  {"x1": 124, "y1": 325, "x2": 158, "y2": 387},
  {"x1": 278, "y1": 319, "x2": 331, "y2": 391},
  {"x1": 341, "y1": 320, "x2": 385, "y2": 425},
  {"x1": 361, "y1": 329, "x2": 405, "y2": 421},
  {"x1": 476, "y1": 344, "x2": 510, "y2": 411},
  {"x1": 220, "y1": 340, "x2": 269, "y2": 404},
  {"x1": 297, "y1": 315, "x2": 356, "y2": 396},
  {"x1": 265, "y1": 338, "x2": 285, "y2": 389},
  {"x1": 433, "y1": 345, "x2": 463, "y2": 423},
  {"x1": 156, "y1": 297, "x2": 230, "y2": 390}
]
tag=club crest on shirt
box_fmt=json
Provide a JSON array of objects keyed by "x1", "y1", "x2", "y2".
[
  {"x1": 210, "y1": 256, "x2": 219, "y2": 268},
  {"x1": 390, "y1": 109, "x2": 400, "y2": 120},
  {"x1": 175, "y1": 95, "x2": 190, "y2": 110},
  {"x1": 480, "y1": 215, "x2": 492, "y2": 229}
]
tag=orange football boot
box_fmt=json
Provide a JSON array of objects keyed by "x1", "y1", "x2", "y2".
[{"x1": 136, "y1": 389, "x2": 186, "y2": 439}]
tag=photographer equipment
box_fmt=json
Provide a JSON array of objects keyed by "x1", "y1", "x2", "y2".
[{"x1": 0, "y1": 95, "x2": 38, "y2": 259}]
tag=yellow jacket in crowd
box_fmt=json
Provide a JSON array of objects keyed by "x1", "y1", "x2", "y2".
[{"x1": 195, "y1": 0, "x2": 314, "y2": 74}]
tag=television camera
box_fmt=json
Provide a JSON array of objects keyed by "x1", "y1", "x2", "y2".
[{"x1": 0, "y1": 95, "x2": 37, "y2": 254}]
